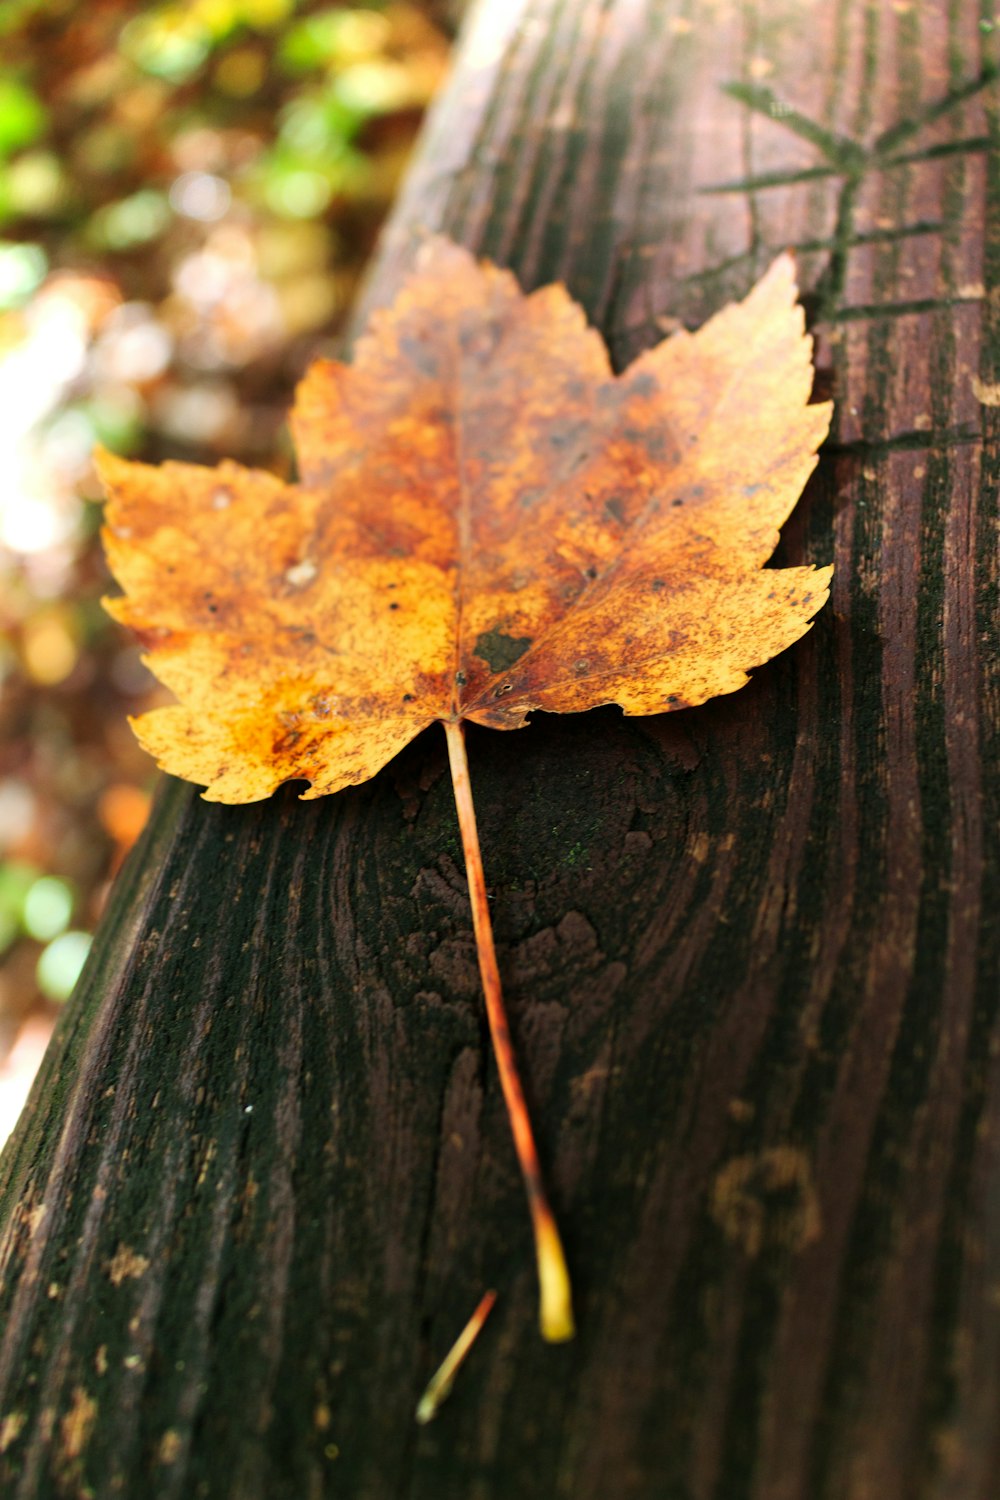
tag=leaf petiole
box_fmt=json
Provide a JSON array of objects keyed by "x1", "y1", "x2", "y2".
[{"x1": 443, "y1": 718, "x2": 574, "y2": 1343}]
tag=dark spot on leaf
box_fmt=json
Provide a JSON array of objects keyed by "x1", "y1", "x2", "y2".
[
  {"x1": 604, "y1": 496, "x2": 625, "y2": 524},
  {"x1": 458, "y1": 319, "x2": 502, "y2": 359},
  {"x1": 399, "y1": 335, "x2": 439, "y2": 377},
  {"x1": 652, "y1": 579, "x2": 665, "y2": 592},
  {"x1": 585, "y1": 565, "x2": 598, "y2": 580},
  {"x1": 630, "y1": 372, "x2": 657, "y2": 397},
  {"x1": 493, "y1": 683, "x2": 513, "y2": 697},
  {"x1": 389, "y1": 602, "x2": 400, "y2": 611},
  {"x1": 671, "y1": 498, "x2": 684, "y2": 507},
  {"x1": 455, "y1": 671, "x2": 467, "y2": 686},
  {"x1": 548, "y1": 421, "x2": 589, "y2": 450},
  {"x1": 474, "y1": 629, "x2": 532, "y2": 673},
  {"x1": 402, "y1": 693, "x2": 414, "y2": 702}
]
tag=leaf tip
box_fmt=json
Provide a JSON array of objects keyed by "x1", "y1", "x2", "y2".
[
  {"x1": 813, "y1": 561, "x2": 835, "y2": 596},
  {"x1": 92, "y1": 443, "x2": 130, "y2": 494},
  {"x1": 747, "y1": 250, "x2": 804, "y2": 324},
  {"x1": 770, "y1": 247, "x2": 799, "y2": 287}
]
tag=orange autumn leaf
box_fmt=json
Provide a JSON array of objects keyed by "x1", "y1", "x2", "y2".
[
  {"x1": 98, "y1": 238, "x2": 831, "y2": 806},
  {"x1": 98, "y1": 237, "x2": 832, "y2": 1347}
]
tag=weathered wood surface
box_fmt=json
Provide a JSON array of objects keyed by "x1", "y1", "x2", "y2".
[{"x1": 1, "y1": 2, "x2": 998, "y2": 1496}]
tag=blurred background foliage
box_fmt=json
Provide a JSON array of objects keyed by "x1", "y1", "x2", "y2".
[{"x1": 0, "y1": 0, "x2": 454, "y2": 1144}]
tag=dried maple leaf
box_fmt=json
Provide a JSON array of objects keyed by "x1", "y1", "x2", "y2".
[{"x1": 99, "y1": 238, "x2": 832, "y2": 1345}]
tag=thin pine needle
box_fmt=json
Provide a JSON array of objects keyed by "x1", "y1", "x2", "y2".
[{"x1": 416, "y1": 1290, "x2": 498, "y2": 1424}]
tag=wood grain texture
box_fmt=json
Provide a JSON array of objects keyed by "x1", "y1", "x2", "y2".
[{"x1": 0, "y1": 2, "x2": 997, "y2": 1496}]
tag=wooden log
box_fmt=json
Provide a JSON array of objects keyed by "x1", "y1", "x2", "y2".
[{"x1": 1, "y1": 2, "x2": 997, "y2": 1496}]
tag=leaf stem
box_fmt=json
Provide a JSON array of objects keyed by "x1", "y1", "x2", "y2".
[{"x1": 443, "y1": 718, "x2": 574, "y2": 1343}]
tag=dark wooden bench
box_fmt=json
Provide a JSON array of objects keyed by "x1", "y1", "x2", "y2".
[{"x1": 1, "y1": 3, "x2": 997, "y2": 1495}]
